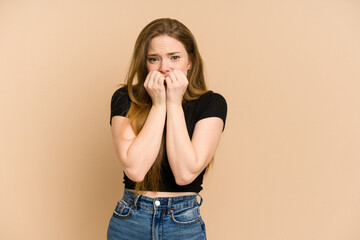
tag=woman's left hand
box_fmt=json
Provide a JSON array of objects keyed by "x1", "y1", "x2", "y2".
[{"x1": 164, "y1": 69, "x2": 189, "y2": 105}]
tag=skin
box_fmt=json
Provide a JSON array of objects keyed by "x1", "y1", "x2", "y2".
[{"x1": 111, "y1": 35, "x2": 224, "y2": 197}]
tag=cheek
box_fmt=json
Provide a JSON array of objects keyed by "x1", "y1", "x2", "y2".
[
  {"x1": 146, "y1": 62, "x2": 157, "y2": 71},
  {"x1": 173, "y1": 61, "x2": 187, "y2": 71},
  {"x1": 174, "y1": 66, "x2": 188, "y2": 76}
]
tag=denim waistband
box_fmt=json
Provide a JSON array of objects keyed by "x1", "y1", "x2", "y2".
[{"x1": 122, "y1": 188, "x2": 203, "y2": 211}]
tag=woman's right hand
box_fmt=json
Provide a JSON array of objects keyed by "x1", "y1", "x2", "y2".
[{"x1": 144, "y1": 71, "x2": 166, "y2": 106}]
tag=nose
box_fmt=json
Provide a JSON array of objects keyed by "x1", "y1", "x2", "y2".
[{"x1": 159, "y1": 60, "x2": 171, "y2": 75}]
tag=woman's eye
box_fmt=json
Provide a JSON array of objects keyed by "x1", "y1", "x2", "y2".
[
  {"x1": 148, "y1": 58, "x2": 158, "y2": 62},
  {"x1": 172, "y1": 56, "x2": 180, "y2": 60}
]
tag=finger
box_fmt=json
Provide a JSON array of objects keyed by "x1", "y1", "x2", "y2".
[
  {"x1": 155, "y1": 71, "x2": 162, "y2": 79},
  {"x1": 168, "y1": 71, "x2": 177, "y2": 83},
  {"x1": 144, "y1": 70, "x2": 155, "y2": 87},
  {"x1": 150, "y1": 71, "x2": 160, "y2": 86},
  {"x1": 155, "y1": 72, "x2": 165, "y2": 86},
  {"x1": 173, "y1": 70, "x2": 186, "y2": 84},
  {"x1": 176, "y1": 69, "x2": 186, "y2": 79},
  {"x1": 158, "y1": 74, "x2": 165, "y2": 85},
  {"x1": 144, "y1": 71, "x2": 150, "y2": 86},
  {"x1": 162, "y1": 75, "x2": 166, "y2": 86},
  {"x1": 165, "y1": 76, "x2": 172, "y2": 86}
]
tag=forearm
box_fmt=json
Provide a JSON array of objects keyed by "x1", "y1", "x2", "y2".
[
  {"x1": 166, "y1": 104, "x2": 198, "y2": 185},
  {"x1": 125, "y1": 104, "x2": 166, "y2": 181}
]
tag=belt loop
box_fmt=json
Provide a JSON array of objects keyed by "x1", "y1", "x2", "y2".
[
  {"x1": 133, "y1": 194, "x2": 141, "y2": 211},
  {"x1": 167, "y1": 197, "x2": 172, "y2": 215},
  {"x1": 196, "y1": 193, "x2": 203, "y2": 206}
]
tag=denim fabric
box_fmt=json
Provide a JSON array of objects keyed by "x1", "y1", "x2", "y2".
[{"x1": 107, "y1": 189, "x2": 207, "y2": 240}]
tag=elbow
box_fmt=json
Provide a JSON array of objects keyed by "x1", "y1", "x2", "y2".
[
  {"x1": 174, "y1": 173, "x2": 195, "y2": 186},
  {"x1": 124, "y1": 168, "x2": 145, "y2": 183},
  {"x1": 173, "y1": 163, "x2": 200, "y2": 186}
]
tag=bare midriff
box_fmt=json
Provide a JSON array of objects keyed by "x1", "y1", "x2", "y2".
[{"x1": 126, "y1": 189, "x2": 196, "y2": 198}]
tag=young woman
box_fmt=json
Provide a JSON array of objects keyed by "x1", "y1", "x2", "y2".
[{"x1": 107, "y1": 18, "x2": 227, "y2": 240}]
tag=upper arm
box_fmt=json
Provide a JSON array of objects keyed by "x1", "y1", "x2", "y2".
[
  {"x1": 191, "y1": 117, "x2": 224, "y2": 172},
  {"x1": 190, "y1": 92, "x2": 227, "y2": 173},
  {"x1": 110, "y1": 86, "x2": 135, "y2": 164},
  {"x1": 111, "y1": 116, "x2": 136, "y2": 166}
]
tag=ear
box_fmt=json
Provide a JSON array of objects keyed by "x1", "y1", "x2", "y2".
[{"x1": 187, "y1": 54, "x2": 193, "y2": 70}]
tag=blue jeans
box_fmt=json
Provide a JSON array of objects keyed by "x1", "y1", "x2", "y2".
[{"x1": 107, "y1": 189, "x2": 207, "y2": 240}]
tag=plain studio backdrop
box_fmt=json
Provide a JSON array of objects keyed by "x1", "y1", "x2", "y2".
[{"x1": 1, "y1": 0, "x2": 360, "y2": 239}]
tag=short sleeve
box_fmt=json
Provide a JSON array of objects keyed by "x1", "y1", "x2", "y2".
[
  {"x1": 110, "y1": 86, "x2": 131, "y2": 126},
  {"x1": 196, "y1": 91, "x2": 227, "y2": 131}
]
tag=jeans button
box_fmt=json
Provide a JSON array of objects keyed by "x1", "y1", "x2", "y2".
[{"x1": 154, "y1": 200, "x2": 160, "y2": 206}]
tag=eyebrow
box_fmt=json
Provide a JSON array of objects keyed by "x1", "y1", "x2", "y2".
[{"x1": 147, "y1": 51, "x2": 182, "y2": 56}]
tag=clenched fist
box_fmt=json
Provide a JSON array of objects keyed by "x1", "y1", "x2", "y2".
[
  {"x1": 164, "y1": 69, "x2": 189, "y2": 106},
  {"x1": 143, "y1": 71, "x2": 166, "y2": 106}
]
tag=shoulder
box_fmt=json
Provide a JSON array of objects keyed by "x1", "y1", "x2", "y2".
[
  {"x1": 112, "y1": 85, "x2": 129, "y2": 99},
  {"x1": 197, "y1": 90, "x2": 227, "y2": 109},
  {"x1": 110, "y1": 86, "x2": 132, "y2": 125},
  {"x1": 192, "y1": 90, "x2": 227, "y2": 125},
  {"x1": 200, "y1": 90, "x2": 226, "y2": 101},
  {"x1": 195, "y1": 90, "x2": 227, "y2": 131},
  {"x1": 111, "y1": 85, "x2": 130, "y2": 103},
  {"x1": 183, "y1": 90, "x2": 227, "y2": 109}
]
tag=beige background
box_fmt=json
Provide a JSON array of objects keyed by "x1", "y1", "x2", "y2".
[{"x1": 1, "y1": 0, "x2": 360, "y2": 239}]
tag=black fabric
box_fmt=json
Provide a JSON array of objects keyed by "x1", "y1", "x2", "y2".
[
  {"x1": 110, "y1": 86, "x2": 227, "y2": 193},
  {"x1": 110, "y1": 86, "x2": 131, "y2": 123}
]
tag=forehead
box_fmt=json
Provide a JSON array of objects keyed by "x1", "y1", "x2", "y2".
[{"x1": 148, "y1": 35, "x2": 187, "y2": 54}]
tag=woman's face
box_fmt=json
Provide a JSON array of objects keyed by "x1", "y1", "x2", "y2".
[{"x1": 146, "y1": 35, "x2": 191, "y2": 78}]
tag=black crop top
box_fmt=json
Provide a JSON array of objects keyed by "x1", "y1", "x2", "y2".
[{"x1": 110, "y1": 86, "x2": 227, "y2": 193}]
